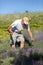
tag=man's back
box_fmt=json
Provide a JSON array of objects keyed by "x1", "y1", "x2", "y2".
[
  {"x1": 11, "y1": 19, "x2": 24, "y2": 32},
  {"x1": 11, "y1": 19, "x2": 30, "y2": 32}
]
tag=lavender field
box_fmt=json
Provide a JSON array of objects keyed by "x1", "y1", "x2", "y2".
[{"x1": 0, "y1": 30, "x2": 43, "y2": 65}]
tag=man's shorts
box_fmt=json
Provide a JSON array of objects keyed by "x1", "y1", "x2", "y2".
[{"x1": 10, "y1": 32, "x2": 25, "y2": 45}]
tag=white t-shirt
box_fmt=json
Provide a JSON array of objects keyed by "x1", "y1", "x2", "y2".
[{"x1": 11, "y1": 19, "x2": 30, "y2": 32}]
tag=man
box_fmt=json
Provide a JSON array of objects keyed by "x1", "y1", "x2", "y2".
[{"x1": 8, "y1": 17, "x2": 34, "y2": 49}]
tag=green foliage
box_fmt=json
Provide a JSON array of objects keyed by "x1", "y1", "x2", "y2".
[
  {"x1": 0, "y1": 57, "x2": 14, "y2": 65},
  {"x1": 0, "y1": 12, "x2": 43, "y2": 39},
  {"x1": 0, "y1": 12, "x2": 43, "y2": 65}
]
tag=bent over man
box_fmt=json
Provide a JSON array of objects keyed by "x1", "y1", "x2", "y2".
[{"x1": 8, "y1": 17, "x2": 34, "y2": 49}]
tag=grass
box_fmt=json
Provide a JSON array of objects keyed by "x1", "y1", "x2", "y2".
[
  {"x1": 0, "y1": 57, "x2": 14, "y2": 65},
  {"x1": 33, "y1": 41, "x2": 43, "y2": 48},
  {"x1": 0, "y1": 42, "x2": 10, "y2": 50},
  {"x1": 0, "y1": 11, "x2": 43, "y2": 50},
  {"x1": 0, "y1": 12, "x2": 43, "y2": 65},
  {"x1": 0, "y1": 12, "x2": 43, "y2": 39}
]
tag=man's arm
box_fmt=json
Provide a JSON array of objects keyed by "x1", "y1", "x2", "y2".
[
  {"x1": 8, "y1": 26, "x2": 13, "y2": 35},
  {"x1": 28, "y1": 29, "x2": 34, "y2": 41}
]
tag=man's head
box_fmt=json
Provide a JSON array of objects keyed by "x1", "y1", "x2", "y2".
[{"x1": 22, "y1": 17, "x2": 31, "y2": 25}]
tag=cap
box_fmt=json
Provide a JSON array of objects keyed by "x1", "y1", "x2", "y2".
[
  {"x1": 22, "y1": 17, "x2": 29, "y2": 21},
  {"x1": 22, "y1": 17, "x2": 29, "y2": 24}
]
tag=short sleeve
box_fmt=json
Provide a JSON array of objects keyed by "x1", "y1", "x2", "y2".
[{"x1": 11, "y1": 20, "x2": 17, "y2": 28}]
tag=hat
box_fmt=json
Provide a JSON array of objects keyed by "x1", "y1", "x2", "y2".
[
  {"x1": 22, "y1": 17, "x2": 29, "y2": 24},
  {"x1": 22, "y1": 17, "x2": 29, "y2": 21}
]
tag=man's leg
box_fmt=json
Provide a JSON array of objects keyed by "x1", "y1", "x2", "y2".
[
  {"x1": 10, "y1": 37, "x2": 16, "y2": 49},
  {"x1": 17, "y1": 34, "x2": 25, "y2": 48},
  {"x1": 10, "y1": 33, "x2": 16, "y2": 49},
  {"x1": 20, "y1": 41, "x2": 24, "y2": 48},
  {"x1": 11, "y1": 44, "x2": 15, "y2": 48}
]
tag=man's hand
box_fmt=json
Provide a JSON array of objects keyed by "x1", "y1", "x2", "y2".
[
  {"x1": 31, "y1": 37, "x2": 35, "y2": 41},
  {"x1": 8, "y1": 26, "x2": 13, "y2": 35},
  {"x1": 10, "y1": 32, "x2": 13, "y2": 35}
]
